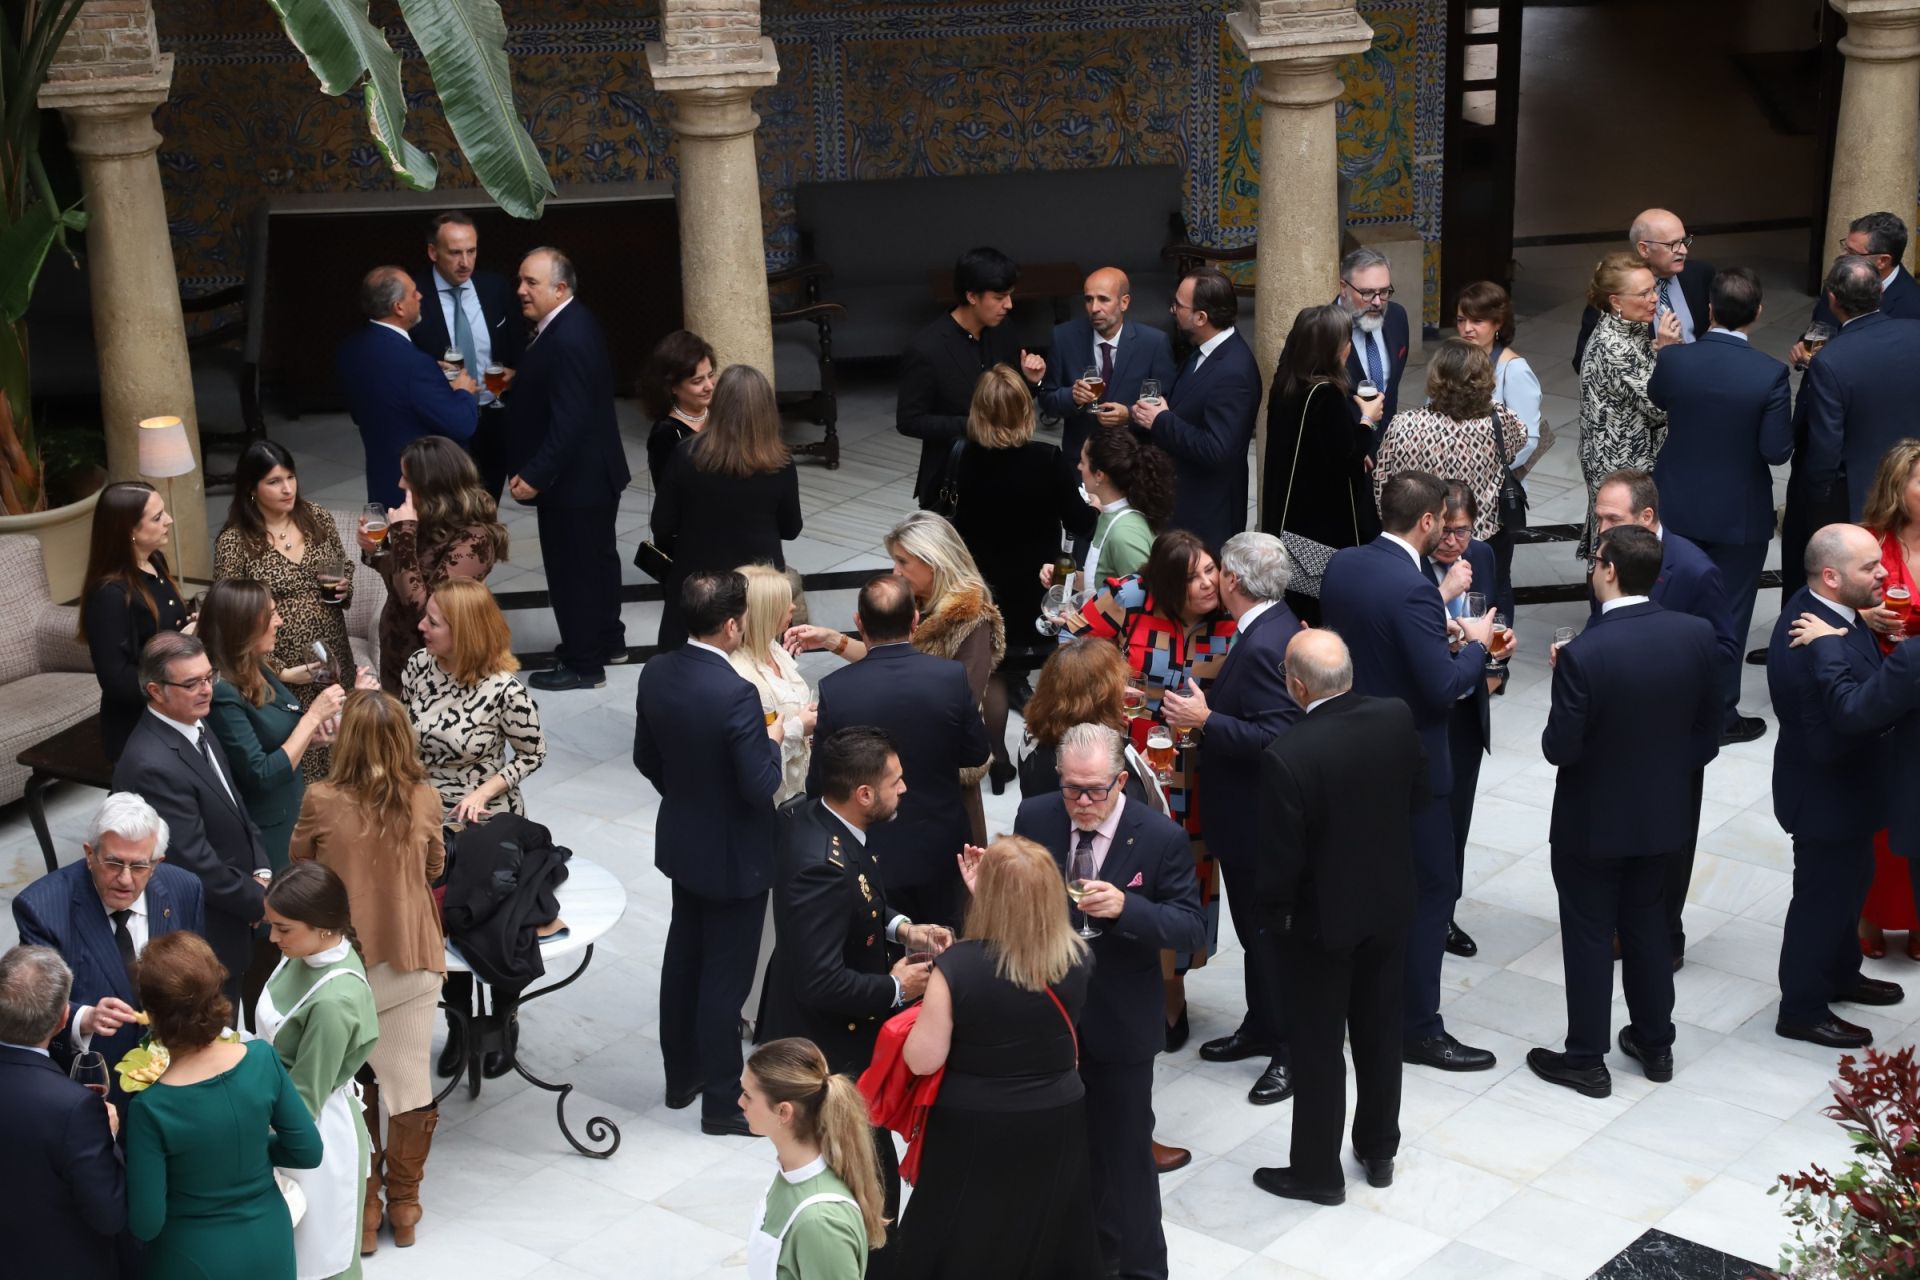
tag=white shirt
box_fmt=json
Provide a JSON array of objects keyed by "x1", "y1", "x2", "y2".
[
  {"x1": 1072, "y1": 792, "x2": 1127, "y2": 881},
  {"x1": 371, "y1": 319, "x2": 411, "y2": 342},
  {"x1": 780, "y1": 1153, "x2": 829, "y2": 1184},
  {"x1": 533, "y1": 295, "x2": 574, "y2": 339},
  {"x1": 1707, "y1": 326, "x2": 1749, "y2": 343},
  {"x1": 433, "y1": 269, "x2": 494, "y2": 369},
  {"x1": 1600, "y1": 594, "x2": 1651, "y2": 615},
  {"x1": 148, "y1": 708, "x2": 238, "y2": 808},
  {"x1": 71, "y1": 888, "x2": 151, "y2": 1051},
  {"x1": 1191, "y1": 326, "x2": 1236, "y2": 372},
  {"x1": 1810, "y1": 591, "x2": 1859, "y2": 626},
  {"x1": 687, "y1": 639, "x2": 732, "y2": 663},
  {"x1": 1380, "y1": 531, "x2": 1424, "y2": 571},
  {"x1": 1092, "y1": 324, "x2": 1123, "y2": 373},
  {"x1": 1352, "y1": 320, "x2": 1390, "y2": 387},
  {"x1": 1886, "y1": 265, "x2": 1906, "y2": 293},
  {"x1": 1238, "y1": 600, "x2": 1276, "y2": 632},
  {"x1": 1082, "y1": 497, "x2": 1133, "y2": 587},
  {"x1": 1305, "y1": 693, "x2": 1344, "y2": 714},
  {"x1": 1658, "y1": 272, "x2": 1697, "y2": 343}
]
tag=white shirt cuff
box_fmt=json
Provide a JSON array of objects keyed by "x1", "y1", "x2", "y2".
[{"x1": 71, "y1": 1006, "x2": 95, "y2": 1052}]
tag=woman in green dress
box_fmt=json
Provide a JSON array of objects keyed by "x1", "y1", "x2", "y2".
[
  {"x1": 259, "y1": 863, "x2": 380, "y2": 1280},
  {"x1": 201, "y1": 579, "x2": 349, "y2": 869},
  {"x1": 1037, "y1": 427, "x2": 1175, "y2": 601},
  {"x1": 126, "y1": 931, "x2": 323, "y2": 1280}
]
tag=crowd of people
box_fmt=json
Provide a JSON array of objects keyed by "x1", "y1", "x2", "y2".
[{"x1": 9, "y1": 196, "x2": 1920, "y2": 1280}]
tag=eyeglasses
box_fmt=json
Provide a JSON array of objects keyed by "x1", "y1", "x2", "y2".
[
  {"x1": 1343, "y1": 281, "x2": 1396, "y2": 302},
  {"x1": 157, "y1": 672, "x2": 217, "y2": 691},
  {"x1": 1439, "y1": 525, "x2": 1472, "y2": 541},
  {"x1": 1640, "y1": 235, "x2": 1694, "y2": 252},
  {"x1": 1168, "y1": 298, "x2": 1196, "y2": 313},
  {"x1": 92, "y1": 854, "x2": 156, "y2": 877},
  {"x1": 1062, "y1": 780, "x2": 1120, "y2": 802}
]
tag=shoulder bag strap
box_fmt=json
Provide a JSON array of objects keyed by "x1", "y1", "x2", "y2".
[
  {"x1": 1044, "y1": 985, "x2": 1080, "y2": 1068},
  {"x1": 1278, "y1": 381, "x2": 1321, "y2": 534}
]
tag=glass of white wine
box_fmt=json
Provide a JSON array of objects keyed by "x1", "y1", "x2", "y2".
[{"x1": 1066, "y1": 844, "x2": 1100, "y2": 939}]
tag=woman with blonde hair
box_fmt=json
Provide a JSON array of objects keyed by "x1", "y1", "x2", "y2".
[
  {"x1": 1577, "y1": 251, "x2": 1677, "y2": 557},
  {"x1": 893, "y1": 835, "x2": 1098, "y2": 1278},
  {"x1": 289, "y1": 691, "x2": 446, "y2": 1253},
  {"x1": 731, "y1": 564, "x2": 818, "y2": 802},
  {"x1": 740, "y1": 1037, "x2": 886, "y2": 1279}
]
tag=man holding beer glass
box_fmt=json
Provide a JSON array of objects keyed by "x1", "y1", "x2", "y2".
[
  {"x1": 410, "y1": 210, "x2": 525, "y2": 501},
  {"x1": 1038, "y1": 267, "x2": 1177, "y2": 476}
]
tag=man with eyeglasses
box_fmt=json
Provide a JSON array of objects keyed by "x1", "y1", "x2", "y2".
[
  {"x1": 13, "y1": 792, "x2": 204, "y2": 1108},
  {"x1": 1574, "y1": 208, "x2": 1713, "y2": 370},
  {"x1": 1336, "y1": 246, "x2": 1411, "y2": 430},
  {"x1": 1013, "y1": 722, "x2": 1204, "y2": 1280},
  {"x1": 110, "y1": 631, "x2": 272, "y2": 1015},
  {"x1": 1798, "y1": 212, "x2": 1920, "y2": 366}
]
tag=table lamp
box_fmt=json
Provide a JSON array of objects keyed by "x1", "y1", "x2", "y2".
[{"x1": 137, "y1": 415, "x2": 196, "y2": 577}]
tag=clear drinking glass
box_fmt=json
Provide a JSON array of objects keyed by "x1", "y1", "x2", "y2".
[
  {"x1": 361, "y1": 502, "x2": 389, "y2": 545},
  {"x1": 1066, "y1": 845, "x2": 1101, "y2": 939},
  {"x1": 1137, "y1": 378, "x2": 1163, "y2": 403},
  {"x1": 70, "y1": 1050, "x2": 109, "y2": 1098},
  {"x1": 1489, "y1": 612, "x2": 1512, "y2": 671},
  {"x1": 1145, "y1": 725, "x2": 1175, "y2": 784}
]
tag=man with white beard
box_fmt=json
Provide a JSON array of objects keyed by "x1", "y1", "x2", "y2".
[{"x1": 1338, "y1": 247, "x2": 1411, "y2": 437}]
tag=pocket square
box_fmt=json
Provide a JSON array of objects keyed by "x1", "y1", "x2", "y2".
[{"x1": 1126, "y1": 872, "x2": 1143, "y2": 888}]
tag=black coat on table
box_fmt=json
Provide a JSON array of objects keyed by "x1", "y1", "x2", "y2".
[
  {"x1": 950, "y1": 439, "x2": 1095, "y2": 652},
  {"x1": 650, "y1": 441, "x2": 803, "y2": 651},
  {"x1": 1037, "y1": 317, "x2": 1178, "y2": 466},
  {"x1": 1575, "y1": 258, "x2": 1713, "y2": 370},
  {"x1": 1144, "y1": 328, "x2": 1261, "y2": 552},
  {"x1": 897, "y1": 314, "x2": 1026, "y2": 505},
  {"x1": 83, "y1": 571, "x2": 190, "y2": 762},
  {"x1": 1649, "y1": 331, "x2": 1793, "y2": 548},
  {"x1": 0, "y1": 1044, "x2": 126, "y2": 1280},
  {"x1": 1799, "y1": 310, "x2": 1920, "y2": 521}
]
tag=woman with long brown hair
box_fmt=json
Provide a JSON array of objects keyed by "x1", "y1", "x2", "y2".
[
  {"x1": 289, "y1": 690, "x2": 446, "y2": 1253},
  {"x1": 80, "y1": 480, "x2": 191, "y2": 760}
]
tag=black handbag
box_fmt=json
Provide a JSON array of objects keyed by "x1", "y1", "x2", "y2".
[
  {"x1": 1489, "y1": 409, "x2": 1529, "y2": 532},
  {"x1": 931, "y1": 436, "x2": 968, "y2": 519},
  {"x1": 632, "y1": 538, "x2": 672, "y2": 581}
]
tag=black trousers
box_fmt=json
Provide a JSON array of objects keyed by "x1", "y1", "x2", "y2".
[
  {"x1": 1486, "y1": 524, "x2": 1516, "y2": 622},
  {"x1": 1551, "y1": 846, "x2": 1674, "y2": 1064},
  {"x1": 535, "y1": 499, "x2": 624, "y2": 678},
  {"x1": 471, "y1": 406, "x2": 509, "y2": 502},
  {"x1": 866, "y1": 1124, "x2": 902, "y2": 1280},
  {"x1": 660, "y1": 883, "x2": 768, "y2": 1117},
  {"x1": 1663, "y1": 773, "x2": 1705, "y2": 956},
  {"x1": 1691, "y1": 537, "x2": 1767, "y2": 723},
  {"x1": 1277, "y1": 927, "x2": 1403, "y2": 1188},
  {"x1": 1779, "y1": 835, "x2": 1875, "y2": 1025},
  {"x1": 1080, "y1": 1057, "x2": 1165, "y2": 1280},
  {"x1": 1404, "y1": 795, "x2": 1456, "y2": 1042},
  {"x1": 1217, "y1": 852, "x2": 1286, "y2": 1050},
  {"x1": 1446, "y1": 696, "x2": 1486, "y2": 902}
]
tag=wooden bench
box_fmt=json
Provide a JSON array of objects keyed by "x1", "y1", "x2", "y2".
[{"x1": 17, "y1": 714, "x2": 113, "y2": 873}]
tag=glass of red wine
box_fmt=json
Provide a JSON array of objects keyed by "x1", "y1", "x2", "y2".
[{"x1": 70, "y1": 1050, "x2": 110, "y2": 1097}]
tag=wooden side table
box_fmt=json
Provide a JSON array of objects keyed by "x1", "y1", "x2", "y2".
[{"x1": 16, "y1": 714, "x2": 114, "y2": 873}]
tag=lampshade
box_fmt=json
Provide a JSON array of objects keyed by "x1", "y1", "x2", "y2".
[{"x1": 137, "y1": 416, "x2": 197, "y2": 479}]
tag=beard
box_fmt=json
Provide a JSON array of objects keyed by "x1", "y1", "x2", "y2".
[{"x1": 1355, "y1": 310, "x2": 1386, "y2": 335}]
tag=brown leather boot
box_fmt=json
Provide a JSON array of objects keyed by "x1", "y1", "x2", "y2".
[
  {"x1": 361, "y1": 1081, "x2": 383, "y2": 1256},
  {"x1": 383, "y1": 1106, "x2": 440, "y2": 1247}
]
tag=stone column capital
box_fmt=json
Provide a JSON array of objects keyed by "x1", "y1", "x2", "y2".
[
  {"x1": 39, "y1": 54, "x2": 174, "y2": 159},
  {"x1": 645, "y1": 37, "x2": 780, "y2": 94},
  {"x1": 1830, "y1": 0, "x2": 1920, "y2": 59},
  {"x1": 1229, "y1": 8, "x2": 1374, "y2": 107}
]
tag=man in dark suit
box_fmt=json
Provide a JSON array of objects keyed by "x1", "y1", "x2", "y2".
[
  {"x1": 507, "y1": 247, "x2": 632, "y2": 692},
  {"x1": 0, "y1": 945, "x2": 126, "y2": 1280},
  {"x1": 1769, "y1": 524, "x2": 1903, "y2": 1049},
  {"x1": 1799, "y1": 254, "x2": 1920, "y2": 524},
  {"x1": 1338, "y1": 246, "x2": 1412, "y2": 427},
  {"x1": 1529, "y1": 526, "x2": 1720, "y2": 1099},
  {"x1": 807, "y1": 574, "x2": 991, "y2": 929},
  {"x1": 1131, "y1": 266, "x2": 1260, "y2": 551},
  {"x1": 337, "y1": 264, "x2": 480, "y2": 506},
  {"x1": 410, "y1": 210, "x2": 527, "y2": 500},
  {"x1": 1649, "y1": 267, "x2": 1792, "y2": 685},
  {"x1": 1792, "y1": 620, "x2": 1920, "y2": 862},
  {"x1": 1574, "y1": 208, "x2": 1714, "y2": 368},
  {"x1": 12, "y1": 792, "x2": 204, "y2": 1102},
  {"x1": 1162, "y1": 532, "x2": 1301, "y2": 1104},
  {"x1": 1321, "y1": 470, "x2": 1497, "y2": 1072},
  {"x1": 633, "y1": 571, "x2": 784, "y2": 1134},
  {"x1": 1038, "y1": 267, "x2": 1178, "y2": 473},
  {"x1": 110, "y1": 632, "x2": 269, "y2": 1014},
  {"x1": 1014, "y1": 722, "x2": 1205, "y2": 1280},
  {"x1": 896, "y1": 246, "x2": 1047, "y2": 507},
  {"x1": 1797, "y1": 212, "x2": 1920, "y2": 360},
  {"x1": 1250, "y1": 630, "x2": 1425, "y2": 1205}
]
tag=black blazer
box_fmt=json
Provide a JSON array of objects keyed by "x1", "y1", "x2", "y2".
[
  {"x1": 807, "y1": 644, "x2": 992, "y2": 891},
  {"x1": 952, "y1": 440, "x2": 1095, "y2": 645},
  {"x1": 1544, "y1": 602, "x2": 1721, "y2": 859},
  {"x1": 1575, "y1": 257, "x2": 1714, "y2": 369},
  {"x1": 756, "y1": 799, "x2": 899, "y2": 1075},
  {"x1": 1256, "y1": 694, "x2": 1426, "y2": 948},
  {"x1": 1197, "y1": 602, "x2": 1302, "y2": 868},
  {"x1": 83, "y1": 571, "x2": 190, "y2": 762},
  {"x1": 408, "y1": 267, "x2": 527, "y2": 371},
  {"x1": 896, "y1": 314, "x2": 1026, "y2": 503},
  {"x1": 1146, "y1": 328, "x2": 1261, "y2": 552},
  {"x1": 1262, "y1": 379, "x2": 1380, "y2": 552},
  {"x1": 0, "y1": 1045, "x2": 125, "y2": 1280},
  {"x1": 1767, "y1": 587, "x2": 1889, "y2": 842},
  {"x1": 1649, "y1": 331, "x2": 1793, "y2": 547},
  {"x1": 1012, "y1": 792, "x2": 1205, "y2": 1065},
  {"x1": 633, "y1": 644, "x2": 782, "y2": 901},
  {"x1": 1811, "y1": 263, "x2": 1920, "y2": 329},
  {"x1": 1036, "y1": 317, "x2": 1178, "y2": 464},
  {"x1": 1798, "y1": 310, "x2": 1920, "y2": 520},
  {"x1": 505, "y1": 300, "x2": 631, "y2": 505},
  {"x1": 109, "y1": 712, "x2": 268, "y2": 982},
  {"x1": 1804, "y1": 634, "x2": 1920, "y2": 858},
  {"x1": 650, "y1": 445, "x2": 804, "y2": 650},
  {"x1": 1342, "y1": 300, "x2": 1413, "y2": 425}
]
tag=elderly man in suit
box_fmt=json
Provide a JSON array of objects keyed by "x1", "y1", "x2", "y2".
[
  {"x1": 110, "y1": 632, "x2": 269, "y2": 1014},
  {"x1": 1338, "y1": 246, "x2": 1412, "y2": 428},
  {"x1": 1530, "y1": 526, "x2": 1720, "y2": 1099},
  {"x1": 1014, "y1": 722, "x2": 1205, "y2": 1280},
  {"x1": 634, "y1": 570, "x2": 784, "y2": 1135},
  {"x1": 1800, "y1": 255, "x2": 1920, "y2": 525},
  {"x1": 0, "y1": 946, "x2": 126, "y2": 1280},
  {"x1": 1769, "y1": 524, "x2": 1904, "y2": 1049},
  {"x1": 507, "y1": 247, "x2": 631, "y2": 691},
  {"x1": 1251, "y1": 629, "x2": 1425, "y2": 1205},
  {"x1": 1321, "y1": 470, "x2": 1498, "y2": 1073},
  {"x1": 1162, "y1": 531, "x2": 1301, "y2": 1104},
  {"x1": 12, "y1": 792, "x2": 204, "y2": 1102},
  {"x1": 410, "y1": 210, "x2": 526, "y2": 500},
  {"x1": 807, "y1": 573, "x2": 992, "y2": 929},
  {"x1": 1796, "y1": 212, "x2": 1920, "y2": 364},
  {"x1": 1575, "y1": 207, "x2": 1714, "y2": 368},
  {"x1": 337, "y1": 264, "x2": 480, "y2": 506},
  {"x1": 1039, "y1": 267, "x2": 1178, "y2": 477}
]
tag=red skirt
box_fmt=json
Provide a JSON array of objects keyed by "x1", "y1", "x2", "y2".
[{"x1": 1862, "y1": 831, "x2": 1918, "y2": 932}]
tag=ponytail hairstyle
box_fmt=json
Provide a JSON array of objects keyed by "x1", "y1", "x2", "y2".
[
  {"x1": 265, "y1": 861, "x2": 363, "y2": 961},
  {"x1": 1082, "y1": 429, "x2": 1176, "y2": 530},
  {"x1": 746, "y1": 1038, "x2": 888, "y2": 1248}
]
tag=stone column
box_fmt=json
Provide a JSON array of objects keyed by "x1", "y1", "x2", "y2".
[
  {"x1": 1229, "y1": 1, "x2": 1375, "y2": 518},
  {"x1": 647, "y1": 1, "x2": 780, "y2": 384},
  {"x1": 40, "y1": 0, "x2": 208, "y2": 577},
  {"x1": 1826, "y1": 0, "x2": 1920, "y2": 270}
]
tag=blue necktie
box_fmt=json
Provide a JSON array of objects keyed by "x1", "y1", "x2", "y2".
[
  {"x1": 447, "y1": 285, "x2": 481, "y2": 376},
  {"x1": 1361, "y1": 329, "x2": 1384, "y2": 387}
]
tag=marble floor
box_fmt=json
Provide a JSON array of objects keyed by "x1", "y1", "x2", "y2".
[{"x1": 0, "y1": 229, "x2": 1886, "y2": 1278}]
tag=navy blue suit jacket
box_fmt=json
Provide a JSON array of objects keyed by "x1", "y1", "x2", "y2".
[
  {"x1": 1196, "y1": 601, "x2": 1302, "y2": 867},
  {"x1": 1343, "y1": 300, "x2": 1412, "y2": 427},
  {"x1": 0, "y1": 1045, "x2": 125, "y2": 1280},
  {"x1": 1649, "y1": 331, "x2": 1793, "y2": 546},
  {"x1": 1013, "y1": 793, "x2": 1205, "y2": 1065},
  {"x1": 1810, "y1": 266, "x2": 1920, "y2": 330},
  {"x1": 1544, "y1": 602, "x2": 1720, "y2": 859},
  {"x1": 1768, "y1": 587, "x2": 1889, "y2": 841},
  {"x1": 1585, "y1": 531, "x2": 1738, "y2": 670},
  {"x1": 409, "y1": 267, "x2": 527, "y2": 371},
  {"x1": 1432, "y1": 537, "x2": 1497, "y2": 750},
  {"x1": 1322, "y1": 536, "x2": 1487, "y2": 796},
  {"x1": 1146, "y1": 328, "x2": 1260, "y2": 552},
  {"x1": 1804, "y1": 634, "x2": 1920, "y2": 857},
  {"x1": 337, "y1": 322, "x2": 479, "y2": 505},
  {"x1": 1039, "y1": 318, "x2": 1177, "y2": 465},
  {"x1": 634, "y1": 644, "x2": 782, "y2": 901},
  {"x1": 806, "y1": 644, "x2": 991, "y2": 891},
  {"x1": 1800, "y1": 310, "x2": 1920, "y2": 520},
  {"x1": 506, "y1": 300, "x2": 631, "y2": 506}
]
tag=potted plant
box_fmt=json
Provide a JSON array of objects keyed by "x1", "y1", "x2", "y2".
[{"x1": 1773, "y1": 1046, "x2": 1920, "y2": 1277}]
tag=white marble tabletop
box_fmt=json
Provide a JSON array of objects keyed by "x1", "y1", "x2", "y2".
[{"x1": 444, "y1": 854, "x2": 627, "y2": 976}]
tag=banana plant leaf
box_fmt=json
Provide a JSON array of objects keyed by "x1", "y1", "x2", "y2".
[
  {"x1": 0, "y1": 197, "x2": 86, "y2": 324},
  {"x1": 265, "y1": 0, "x2": 440, "y2": 189}
]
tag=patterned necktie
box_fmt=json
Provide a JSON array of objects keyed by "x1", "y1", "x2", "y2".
[
  {"x1": 111, "y1": 908, "x2": 136, "y2": 975},
  {"x1": 1098, "y1": 341, "x2": 1114, "y2": 388},
  {"x1": 448, "y1": 285, "x2": 481, "y2": 375},
  {"x1": 1361, "y1": 329, "x2": 1384, "y2": 387},
  {"x1": 1657, "y1": 276, "x2": 1673, "y2": 321}
]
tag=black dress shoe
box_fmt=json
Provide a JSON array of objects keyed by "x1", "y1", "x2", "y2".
[
  {"x1": 1445, "y1": 921, "x2": 1478, "y2": 958},
  {"x1": 1359, "y1": 1156, "x2": 1393, "y2": 1188},
  {"x1": 1745, "y1": 646, "x2": 1768, "y2": 666},
  {"x1": 666, "y1": 1084, "x2": 701, "y2": 1110},
  {"x1": 701, "y1": 1112, "x2": 755, "y2": 1137},
  {"x1": 528, "y1": 667, "x2": 606, "y2": 692},
  {"x1": 1719, "y1": 715, "x2": 1767, "y2": 746},
  {"x1": 1403, "y1": 1032, "x2": 1496, "y2": 1072},
  {"x1": 1776, "y1": 1015, "x2": 1873, "y2": 1049},
  {"x1": 483, "y1": 1017, "x2": 519, "y2": 1079},
  {"x1": 605, "y1": 648, "x2": 633, "y2": 665},
  {"x1": 435, "y1": 1021, "x2": 466, "y2": 1078},
  {"x1": 1249, "y1": 1060, "x2": 1294, "y2": 1106},
  {"x1": 988, "y1": 757, "x2": 1017, "y2": 796},
  {"x1": 1617, "y1": 1027, "x2": 1674, "y2": 1082},
  {"x1": 1252, "y1": 1166, "x2": 1344, "y2": 1206},
  {"x1": 1836, "y1": 977, "x2": 1905, "y2": 1007},
  {"x1": 1526, "y1": 1047, "x2": 1612, "y2": 1098},
  {"x1": 1164, "y1": 1005, "x2": 1189, "y2": 1054},
  {"x1": 1199, "y1": 1031, "x2": 1275, "y2": 1063}
]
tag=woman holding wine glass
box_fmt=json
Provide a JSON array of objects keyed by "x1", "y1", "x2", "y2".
[
  {"x1": 82, "y1": 481, "x2": 193, "y2": 762},
  {"x1": 1037, "y1": 428, "x2": 1176, "y2": 602}
]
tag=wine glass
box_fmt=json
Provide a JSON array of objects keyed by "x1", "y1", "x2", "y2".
[
  {"x1": 1122, "y1": 679, "x2": 1148, "y2": 721},
  {"x1": 361, "y1": 502, "x2": 389, "y2": 546},
  {"x1": 70, "y1": 1050, "x2": 110, "y2": 1098},
  {"x1": 1137, "y1": 378, "x2": 1163, "y2": 403},
  {"x1": 1066, "y1": 844, "x2": 1101, "y2": 939},
  {"x1": 1463, "y1": 591, "x2": 1487, "y2": 619},
  {"x1": 310, "y1": 640, "x2": 339, "y2": 688},
  {"x1": 1489, "y1": 612, "x2": 1512, "y2": 671}
]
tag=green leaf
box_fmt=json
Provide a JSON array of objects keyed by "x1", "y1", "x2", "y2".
[
  {"x1": 0, "y1": 199, "x2": 64, "y2": 325},
  {"x1": 263, "y1": 0, "x2": 439, "y2": 189},
  {"x1": 393, "y1": 0, "x2": 553, "y2": 219}
]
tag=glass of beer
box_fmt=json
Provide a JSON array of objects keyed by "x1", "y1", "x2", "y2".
[
  {"x1": 1081, "y1": 365, "x2": 1106, "y2": 399},
  {"x1": 1803, "y1": 323, "x2": 1834, "y2": 357},
  {"x1": 1138, "y1": 378, "x2": 1163, "y2": 404},
  {"x1": 484, "y1": 365, "x2": 507, "y2": 395},
  {"x1": 1145, "y1": 725, "x2": 1175, "y2": 784},
  {"x1": 1489, "y1": 612, "x2": 1513, "y2": 671},
  {"x1": 1123, "y1": 680, "x2": 1148, "y2": 721},
  {"x1": 1887, "y1": 585, "x2": 1912, "y2": 620},
  {"x1": 362, "y1": 502, "x2": 389, "y2": 545},
  {"x1": 442, "y1": 347, "x2": 465, "y2": 381},
  {"x1": 1357, "y1": 378, "x2": 1380, "y2": 402},
  {"x1": 763, "y1": 707, "x2": 779, "y2": 728},
  {"x1": 311, "y1": 560, "x2": 349, "y2": 608}
]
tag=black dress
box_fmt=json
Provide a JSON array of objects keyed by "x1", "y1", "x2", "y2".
[
  {"x1": 1261, "y1": 378, "x2": 1380, "y2": 625},
  {"x1": 952, "y1": 441, "x2": 1096, "y2": 668},
  {"x1": 645, "y1": 416, "x2": 695, "y2": 495},
  {"x1": 84, "y1": 566, "x2": 190, "y2": 761},
  {"x1": 893, "y1": 940, "x2": 1102, "y2": 1280},
  {"x1": 650, "y1": 440, "x2": 803, "y2": 650}
]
